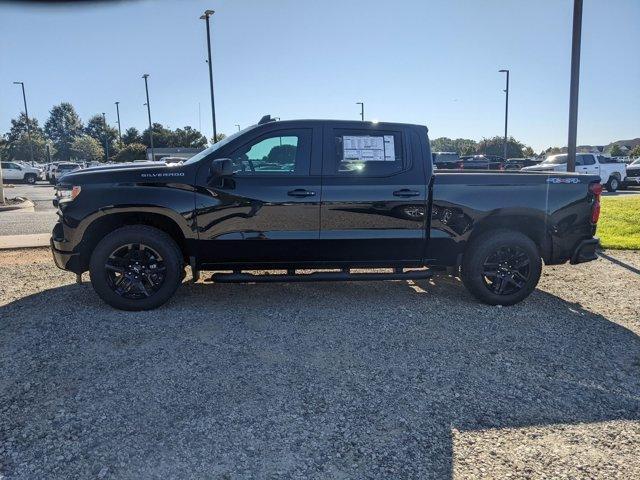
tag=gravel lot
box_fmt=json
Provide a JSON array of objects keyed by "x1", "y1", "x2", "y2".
[{"x1": 1, "y1": 249, "x2": 639, "y2": 479}]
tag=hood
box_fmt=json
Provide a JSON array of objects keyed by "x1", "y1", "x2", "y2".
[{"x1": 58, "y1": 161, "x2": 192, "y2": 185}]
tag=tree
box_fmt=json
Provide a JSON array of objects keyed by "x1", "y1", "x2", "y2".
[
  {"x1": 210, "y1": 133, "x2": 227, "y2": 144},
  {"x1": 609, "y1": 144, "x2": 624, "y2": 157},
  {"x1": 141, "y1": 123, "x2": 174, "y2": 148},
  {"x1": 4, "y1": 113, "x2": 51, "y2": 162},
  {"x1": 122, "y1": 127, "x2": 142, "y2": 145},
  {"x1": 44, "y1": 102, "x2": 84, "y2": 161},
  {"x1": 115, "y1": 143, "x2": 147, "y2": 162},
  {"x1": 71, "y1": 135, "x2": 104, "y2": 163},
  {"x1": 629, "y1": 145, "x2": 640, "y2": 158},
  {"x1": 172, "y1": 126, "x2": 208, "y2": 148},
  {"x1": 85, "y1": 115, "x2": 119, "y2": 159},
  {"x1": 476, "y1": 136, "x2": 524, "y2": 158},
  {"x1": 266, "y1": 144, "x2": 297, "y2": 165},
  {"x1": 430, "y1": 137, "x2": 477, "y2": 155},
  {"x1": 522, "y1": 146, "x2": 535, "y2": 158}
]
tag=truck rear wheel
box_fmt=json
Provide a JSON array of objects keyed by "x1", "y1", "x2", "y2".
[
  {"x1": 461, "y1": 229, "x2": 542, "y2": 306},
  {"x1": 89, "y1": 225, "x2": 184, "y2": 311}
]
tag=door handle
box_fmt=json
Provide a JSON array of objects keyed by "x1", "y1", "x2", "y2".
[
  {"x1": 393, "y1": 189, "x2": 421, "y2": 198},
  {"x1": 287, "y1": 189, "x2": 316, "y2": 197}
]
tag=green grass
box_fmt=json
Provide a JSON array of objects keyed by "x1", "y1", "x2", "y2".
[{"x1": 598, "y1": 196, "x2": 640, "y2": 250}]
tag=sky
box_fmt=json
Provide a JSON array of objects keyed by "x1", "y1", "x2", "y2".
[{"x1": 0, "y1": 0, "x2": 638, "y2": 152}]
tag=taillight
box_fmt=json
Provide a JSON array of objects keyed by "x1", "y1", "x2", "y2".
[{"x1": 589, "y1": 182, "x2": 602, "y2": 224}]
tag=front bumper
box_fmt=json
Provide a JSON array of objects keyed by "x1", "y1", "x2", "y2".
[
  {"x1": 50, "y1": 238, "x2": 83, "y2": 272},
  {"x1": 570, "y1": 238, "x2": 600, "y2": 264},
  {"x1": 622, "y1": 176, "x2": 640, "y2": 186}
]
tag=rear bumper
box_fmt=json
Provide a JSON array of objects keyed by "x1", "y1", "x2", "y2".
[{"x1": 570, "y1": 238, "x2": 600, "y2": 264}]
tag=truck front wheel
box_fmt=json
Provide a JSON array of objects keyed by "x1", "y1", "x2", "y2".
[
  {"x1": 23, "y1": 173, "x2": 37, "y2": 184},
  {"x1": 606, "y1": 176, "x2": 619, "y2": 192},
  {"x1": 461, "y1": 230, "x2": 542, "y2": 306},
  {"x1": 89, "y1": 225, "x2": 184, "y2": 311}
]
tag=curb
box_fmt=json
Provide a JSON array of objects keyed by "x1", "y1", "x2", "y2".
[
  {"x1": 0, "y1": 197, "x2": 35, "y2": 213},
  {"x1": 0, "y1": 233, "x2": 50, "y2": 250}
]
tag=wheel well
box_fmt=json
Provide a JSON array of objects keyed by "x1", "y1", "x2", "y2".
[
  {"x1": 468, "y1": 215, "x2": 551, "y2": 261},
  {"x1": 80, "y1": 213, "x2": 188, "y2": 268}
]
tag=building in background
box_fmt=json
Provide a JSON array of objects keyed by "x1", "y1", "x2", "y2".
[{"x1": 146, "y1": 147, "x2": 205, "y2": 162}]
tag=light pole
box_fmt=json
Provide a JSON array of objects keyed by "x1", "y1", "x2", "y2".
[
  {"x1": 13, "y1": 81, "x2": 35, "y2": 163},
  {"x1": 498, "y1": 69, "x2": 509, "y2": 161},
  {"x1": 142, "y1": 74, "x2": 155, "y2": 160},
  {"x1": 114, "y1": 101, "x2": 122, "y2": 142},
  {"x1": 101, "y1": 112, "x2": 109, "y2": 162},
  {"x1": 235, "y1": 124, "x2": 241, "y2": 132},
  {"x1": 200, "y1": 9, "x2": 217, "y2": 142},
  {"x1": 356, "y1": 102, "x2": 364, "y2": 121},
  {"x1": 567, "y1": 0, "x2": 583, "y2": 173}
]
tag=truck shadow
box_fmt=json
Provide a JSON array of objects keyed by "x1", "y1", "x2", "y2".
[{"x1": 1, "y1": 276, "x2": 639, "y2": 478}]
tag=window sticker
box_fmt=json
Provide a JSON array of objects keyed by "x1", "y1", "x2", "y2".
[{"x1": 342, "y1": 135, "x2": 396, "y2": 162}]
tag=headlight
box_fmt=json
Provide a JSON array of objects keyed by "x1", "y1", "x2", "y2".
[{"x1": 56, "y1": 185, "x2": 82, "y2": 202}]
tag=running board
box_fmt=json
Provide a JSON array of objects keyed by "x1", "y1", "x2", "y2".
[{"x1": 208, "y1": 269, "x2": 433, "y2": 284}]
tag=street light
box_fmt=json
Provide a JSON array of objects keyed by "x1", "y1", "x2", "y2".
[
  {"x1": 101, "y1": 112, "x2": 109, "y2": 162},
  {"x1": 200, "y1": 9, "x2": 218, "y2": 142},
  {"x1": 142, "y1": 74, "x2": 154, "y2": 160},
  {"x1": 13, "y1": 81, "x2": 34, "y2": 163},
  {"x1": 356, "y1": 102, "x2": 364, "y2": 121},
  {"x1": 498, "y1": 69, "x2": 509, "y2": 162},
  {"x1": 235, "y1": 124, "x2": 241, "y2": 132},
  {"x1": 567, "y1": 0, "x2": 583, "y2": 173},
  {"x1": 114, "y1": 101, "x2": 122, "y2": 142}
]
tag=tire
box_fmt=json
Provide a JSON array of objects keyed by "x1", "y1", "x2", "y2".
[
  {"x1": 89, "y1": 225, "x2": 184, "y2": 310},
  {"x1": 606, "y1": 176, "x2": 619, "y2": 192},
  {"x1": 23, "y1": 174, "x2": 37, "y2": 184},
  {"x1": 461, "y1": 229, "x2": 542, "y2": 306}
]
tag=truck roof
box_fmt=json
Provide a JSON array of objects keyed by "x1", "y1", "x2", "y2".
[{"x1": 255, "y1": 116, "x2": 428, "y2": 131}]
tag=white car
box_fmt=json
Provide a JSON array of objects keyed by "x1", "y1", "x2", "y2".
[
  {"x1": 522, "y1": 153, "x2": 627, "y2": 192},
  {"x1": 1, "y1": 161, "x2": 41, "y2": 184},
  {"x1": 50, "y1": 162, "x2": 81, "y2": 184}
]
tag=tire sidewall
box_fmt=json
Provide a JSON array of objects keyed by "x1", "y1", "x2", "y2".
[
  {"x1": 89, "y1": 226, "x2": 183, "y2": 310},
  {"x1": 462, "y1": 231, "x2": 542, "y2": 306}
]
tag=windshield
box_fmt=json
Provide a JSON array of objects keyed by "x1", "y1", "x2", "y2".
[
  {"x1": 541, "y1": 154, "x2": 568, "y2": 165},
  {"x1": 632, "y1": 158, "x2": 640, "y2": 166},
  {"x1": 183, "y1": 125, "x2": 257, "y2": 165}
]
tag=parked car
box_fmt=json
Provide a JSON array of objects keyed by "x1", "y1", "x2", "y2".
[
  {"x1": 51, "y1": 117, "x2": 601, "y2": 310},
  {"x1": 504, "y1": 158, "x2": 541, "y2": 170},
  {"x1": 431, "y1": 151, "x2": 460, "y2": 169},
  {"x1": 44, "y1": 162, "x2": 60, "y2": 181},
  {"x1": 522, "y1": 153, "x2": 626, "y2": 192},
  {"x1": 459, "y1": 154, "x2": 504, "y2": 170},
  {"x1": 621, "y1": 158, "x2": 640, "y2": 189},
  {"x1": 50, "y1": 162, "x2": 81, "y2": 184},
  {"x1": 0, "y1": 161, "x2": 41, "y2": 184}
]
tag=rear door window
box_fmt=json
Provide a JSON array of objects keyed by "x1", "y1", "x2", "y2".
[{"x1": 330, "y1": 129, "x2": 404, "y2": 176}]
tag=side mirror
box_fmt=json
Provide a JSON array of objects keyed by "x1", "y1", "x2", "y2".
[{"x1": 210, "y1": 158, "x2": 233, "y2": 177}]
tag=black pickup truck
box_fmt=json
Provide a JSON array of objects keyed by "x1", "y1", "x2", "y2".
[{"x1": 51, "y1": 117, "x2": 601, "y2": 310}]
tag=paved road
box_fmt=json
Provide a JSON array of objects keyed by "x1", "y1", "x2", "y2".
[{"x1": 0, "y1": 183, "x2": 57, "y2": 236}]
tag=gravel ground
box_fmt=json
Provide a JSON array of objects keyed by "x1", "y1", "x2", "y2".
[{"x1": 1, "y1": 249, "x2": 639, "y2": 479}]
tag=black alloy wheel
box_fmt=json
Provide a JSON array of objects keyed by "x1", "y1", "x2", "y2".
[
  {"x1": 89, "y1": 225, "x2": 183, "y2": 310},
  {"x1": 481, "y1": 245, "x2": 530, "y2": 295},
  {"x1": 105, "y1": 243, "x2": 166, "y2": 299}
]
